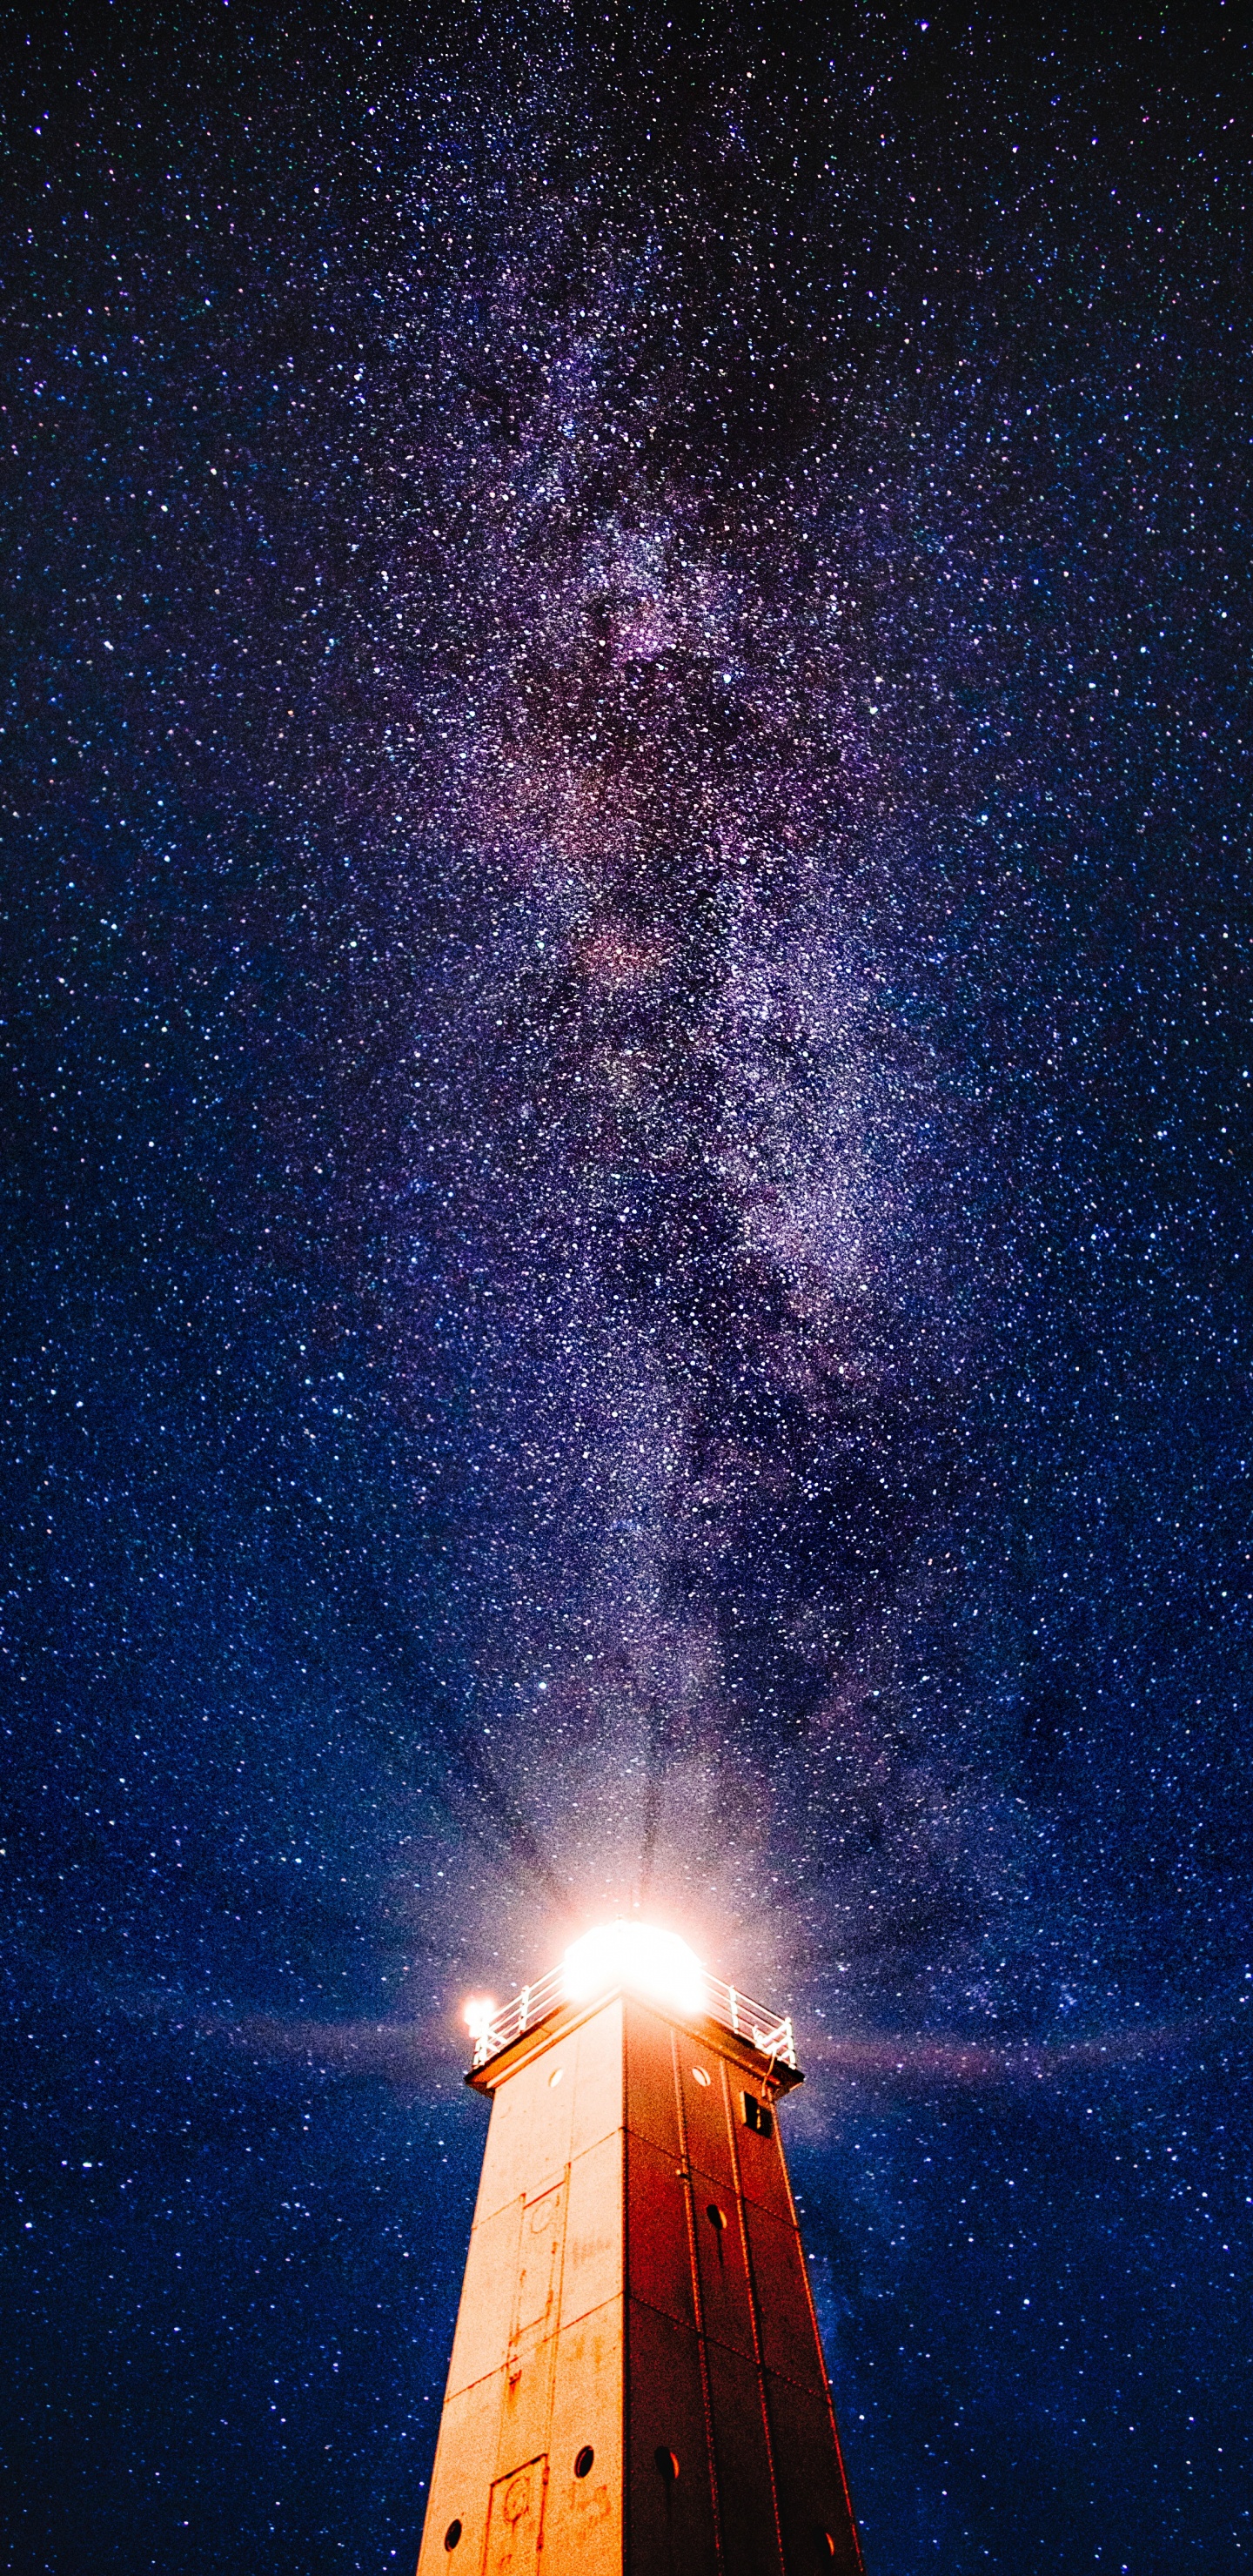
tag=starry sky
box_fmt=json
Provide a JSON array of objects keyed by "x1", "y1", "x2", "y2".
[{"x1": 3, "y1": 3, "x2": 1251, "y2": 2569}]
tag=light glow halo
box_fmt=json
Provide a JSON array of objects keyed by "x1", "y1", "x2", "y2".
[{"x1": 562, "y1": 1919, "x2": 706, "y2": 2019}]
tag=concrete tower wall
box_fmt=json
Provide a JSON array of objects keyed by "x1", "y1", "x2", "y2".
[{"x1": 416, "y1": 1991, "x2": 862, "y2": 2576}]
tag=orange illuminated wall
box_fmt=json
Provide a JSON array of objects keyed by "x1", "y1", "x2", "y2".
[{"x1": 415, "y1": 1988, "x2": 864, "y2": 2576}]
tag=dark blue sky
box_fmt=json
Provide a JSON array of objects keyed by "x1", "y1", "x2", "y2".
[{"x1": 3, "y1": 4, "x2": 1250, "y2": 2569}]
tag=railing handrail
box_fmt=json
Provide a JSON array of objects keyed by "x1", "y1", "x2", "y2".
[{"x1": 469, "y1": 1966, "x2": 795, "y2": 2074}]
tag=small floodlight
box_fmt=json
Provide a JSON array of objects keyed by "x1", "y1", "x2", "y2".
[
  {"x1": 562, "y1": 1920, "x2": 706, "y2": 2020},
  {"x1": 462, "y1": 1995, "x2": 499, "y2": 2044}
]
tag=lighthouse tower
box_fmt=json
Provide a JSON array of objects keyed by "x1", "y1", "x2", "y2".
[{"x1": 416, "y1": 1922, "x2": 863, "y2": 2576}]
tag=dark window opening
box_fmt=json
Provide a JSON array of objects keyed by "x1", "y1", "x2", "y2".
[
  {"x1": 443, "y1": 2520, "x2": 463, "y2": 2552},
  {"x1": 707, "y1": 2203, "x2": 727, "y2": 2231},
  {"x1": 654, "y1": 2446, "x2": 680, "y2": 2483},
  {"x1": 741, "y1": 2091, "x2": 774, "y2": 2137},
  {"x1": 574, "y1": 2446, "x2": 594, "y2": 2479}
]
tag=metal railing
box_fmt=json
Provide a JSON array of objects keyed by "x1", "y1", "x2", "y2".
[
  {"x1": 708, "y1": 1975, "x2": 798, "y2": 2072},
  {"x1": 468, "y1": 1966, "x2": 796, "y2": 2074}
]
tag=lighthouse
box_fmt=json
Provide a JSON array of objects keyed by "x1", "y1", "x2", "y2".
[{"x1": 416, "y1": 1921, "x2": 864, "y2": 2576}]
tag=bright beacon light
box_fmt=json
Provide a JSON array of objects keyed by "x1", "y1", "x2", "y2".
[
  {"x1": 562, "y1": 1920, "x2": 706, "y2": 2019},
  {"x1": 462, "y1": 1995, "x2": 498, "y2": 2044}
]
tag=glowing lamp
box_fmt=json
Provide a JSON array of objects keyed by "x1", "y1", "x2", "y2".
[
  {"x1": 462, "y1": 1995, "x2": 499, "y2": 2044},
  {"x1": 562, "y1": 1919, "x2": 706, "y2": 2020}
]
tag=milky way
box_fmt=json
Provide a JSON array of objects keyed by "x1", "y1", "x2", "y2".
[{"x1": 4, "y1": 8, "x2": 1250, "y2": 2571}]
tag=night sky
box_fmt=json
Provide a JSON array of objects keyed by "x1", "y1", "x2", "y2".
[{"x1": 4, "y1": 4, "x2": 1251, "y2": 2569}]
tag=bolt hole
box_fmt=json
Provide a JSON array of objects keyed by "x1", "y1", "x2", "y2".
[
  {"x1": 654, "y1": 2446, "x2": 680, "y2": 2484},
  {"x1": 573, "y1": 2445, "x2": 594, "y2": 2479},
  {"x1": 443, "y1": 2520, "x2": 463, "y2": 2552}
]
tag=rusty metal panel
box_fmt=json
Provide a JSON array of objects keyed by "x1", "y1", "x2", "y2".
[
  {"x1": 740, "y1": 2197, "x2": 828, "y2": 2395},
  {"x1": 626, "y1": 2298, "x2": 717, "y2": 2576},
  {"x1": 677, "y1": 2046, "x2": 737, "y2": 2190},
  {"x1": 626, "y1": 2127, "x2": 696, "y2": 2331},
  {"x1": 544, "y1": 2299, "x2": 625, "y2": 2576},
  {"x1": 622, "y1": 2000, "x2": 680, "y2": 2157},
  {"x1": 513, "y1": 2183, "x2": 566, "y2": 2350},
  {"x1": 560, "y1": 2131, "x2": 622, "y2": 2331},
  {"x1": 496, "y1": 2180, "x2": 566, "y2": 2473},
  {"x1": 571, "y1": 1997, "x2": 624, "y2": 2157},
  {"x1": 731, "y1": 2085, "x2": 796, "y2": 2221},
  {"x1": 476, "y1": 2044, "x2": 574, "y2": 2219},
  {"x1": 496, "y1": 2329, "x2": 557, "y2": 2480},
  {"x1": 483, "y1": 2453, "x2": 548, "y2": 2576},
  {"x1": 763, "y1": 2371, "x2": 862, "y2": 2576},
  {"x1": 705, "y1": 2338, "x2": 786, "y2": 2576},
  {"x1": 688, "y1": 2171, "x2": 757, "y2": 2363},
  {"x1": 444, "y1": 2197, "x2": 523, "y2": 2398}
]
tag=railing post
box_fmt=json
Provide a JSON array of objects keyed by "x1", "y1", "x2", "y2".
[
  {"x1": 728, "y1": 1986, "x2": 739, "y2": 2036},
  {"x1": 519, "y1": 1984, "x2": 530, "y2": 2035}
]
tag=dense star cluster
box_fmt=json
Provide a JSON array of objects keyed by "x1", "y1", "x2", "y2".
[{"x1": 3, "y1": 5, "x2": 1250, "y2": 2571}]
